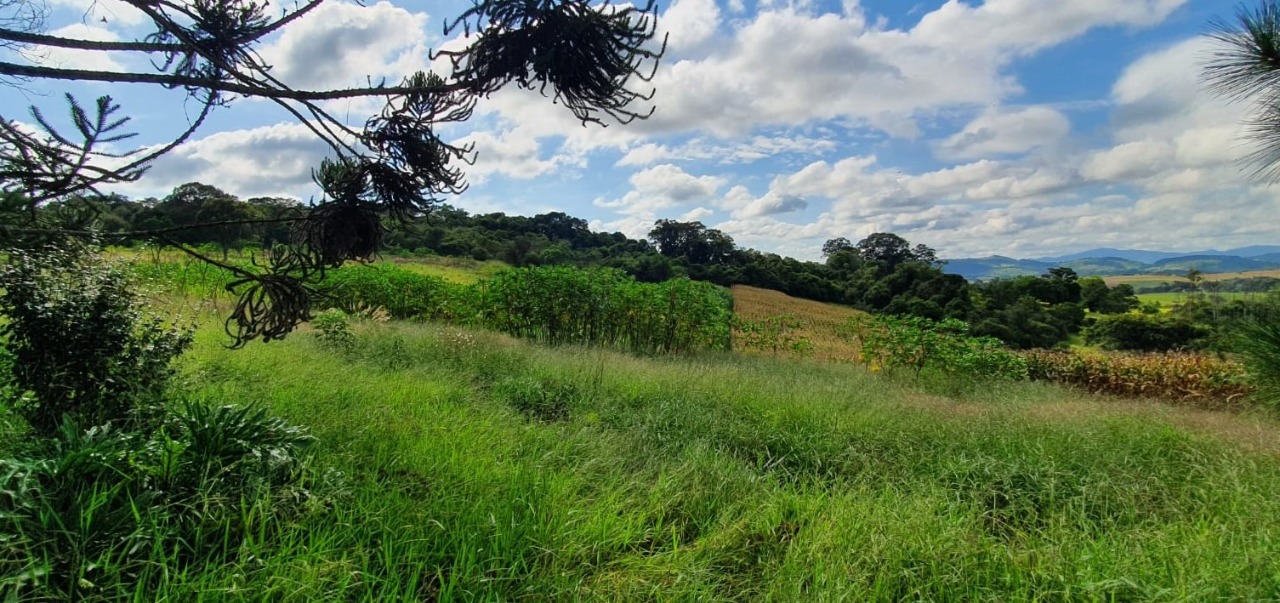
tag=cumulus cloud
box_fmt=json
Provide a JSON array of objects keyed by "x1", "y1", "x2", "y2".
[
  {"x1": 659, "y1": 0, "x2": 722, "y2": 54},
  {"x1": 634, "y1": 0, "x2": 1189, "y2": 137},
  {"x1": 936, "y1": 106, "x2": 1071, "y2": 160},
  {"x1": 458, "y1": 130, "x2": 569, "y2": 183},
  {"x1": 615, "y1": 134, "x2": 838, "y2": 167},
  {"x1": 594, "y1": 164, "x2": 725, "y2": 215},
  {"x1": 121, "y1": 123, "x2": 330, "y2": 199},
  {"x1": 259, "y1": 1, "x2": 430, "y2": 90}
]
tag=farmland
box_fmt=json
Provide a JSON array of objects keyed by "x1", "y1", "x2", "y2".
[
  {"x1": 731, "y1": 285, "x2": 864, "y2": 362},
  {"x1": 6, "y1": 253, "x2": 1280, "y2": 600},
  {"x1": 1103, "y1": 269, "x2": 1280, "y2": 290}
]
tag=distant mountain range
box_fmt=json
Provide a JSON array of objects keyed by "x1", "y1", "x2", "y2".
[{"x1": 944, "y1": 246, "x2": 1280, "y2": 280}]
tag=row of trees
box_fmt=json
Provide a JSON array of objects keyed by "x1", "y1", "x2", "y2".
[{"x1": 41, "y1": 183, "x2": 1147, "y2": 350}]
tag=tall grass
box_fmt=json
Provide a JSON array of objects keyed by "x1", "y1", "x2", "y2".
[
  {"x1": 1233, "y1": 318, "x2": 1280, "y2": 407},
  {"x1": 99, "y1": 319, "x2": 1280, "y2": 600}
]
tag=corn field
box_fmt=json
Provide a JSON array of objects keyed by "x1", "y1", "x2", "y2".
[
  {"x1": 1022, "y1": 350, "x2": 1253, "y2": 409},
  {"x1": 474, "y1": 267, "x2": 732, "y2": 353},
  {"x1": 130, "y1": 256, "x2": 733, "y2": 355}
]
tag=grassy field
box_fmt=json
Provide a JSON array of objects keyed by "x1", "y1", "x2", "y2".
[
  {"x1": 385, "y1": 255, "x2": 509, "y2": 284},
  {"x1": 11, "y1": 255, "x2": 1280, "y2": 599},
  {"x1": 1104, "y1": 269, "x2": 1280, "y2": 291},
  {"x1": 1135, "y1": 291, "x2": 1260, "y2": 306},
  {"x1": 132, "y1": 318, "x2": 1280, "y2": 600},
  {"x1": 731, "y1": 285, "x2": 863, "y2": 362}
]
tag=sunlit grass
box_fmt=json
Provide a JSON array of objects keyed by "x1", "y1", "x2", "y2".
[
  {"x1": 147, "y1": 318, "x2": 1280, "y2": 600},
  {"x1": 383, "y1": 255, "x2": 509, "y2": 284}
]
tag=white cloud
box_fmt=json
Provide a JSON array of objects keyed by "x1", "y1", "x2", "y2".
[
  {"x1": 659, "y1": 0, "x2": 722, "y2": 54},
  {"x1": 1081, "y1": 141, "x2": 1173, "y2": 183},
  {"x1": 634, "y1": 1, "x2": 1188, "y2": 138},
  {"x1": 122, "y1": 123, "x2": 330, "y2": 199},
  {"x1": 260, "y1": 1, "x2": 430, "y2": 91},
  {"x1": 617, "y1": 143, "x2": 674, "y2": 167},
  {"x1": 457, "y1": 130, "x2": 568, "y2": 183},
  {"x1": 615, "y1": 134, "x2": 838, "y2": 167},
  {"x1": 46, "y1": 0, "x2": 149, "y2": 26},
  {"x1": 34, "y1": 25, "x2": 124, "y2": 72},
  {"x1": 594, "y1": 164, "x2": 725, "y2": 215},
  {"x1": 936, "y1": 106, "x2": 1071, "y2": 159}
]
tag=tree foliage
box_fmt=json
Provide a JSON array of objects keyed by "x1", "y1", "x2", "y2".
[
  {"x1": 0, "y1": 245, "x2": 192, "y2": 435},
  {"x1": 1204, "y1": 0, "x2": 1280, "y2": 180},
  {"x1": 0, "y1": 0, "x2": 666, "y2": 346},
  {"x1": 852, "y1": 232, "x2": 939, "y2": 268}
]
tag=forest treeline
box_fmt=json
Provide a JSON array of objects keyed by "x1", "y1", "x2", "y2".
[{"x1": 9, "y1": 181, "x2": 1260, "y2": 351}]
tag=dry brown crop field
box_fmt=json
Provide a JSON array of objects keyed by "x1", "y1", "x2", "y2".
[{"x1": 731, "y1": 284, "x2": 865, "y2": 362}]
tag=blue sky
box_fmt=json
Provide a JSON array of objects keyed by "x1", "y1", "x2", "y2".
[{"x1": 2, "y1": 0, "x2": 1271, "y2": 260}]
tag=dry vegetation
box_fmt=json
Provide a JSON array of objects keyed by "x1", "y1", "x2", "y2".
[{"x1": 731, "y1": 284, "x2": 864, "y2": 362}]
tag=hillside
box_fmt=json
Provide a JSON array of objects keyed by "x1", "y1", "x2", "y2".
[
  {"x1": 731, "y1": 285, "x2": 864, "y2": 362},
  {"x1": 947, "y1": 250, "x2": 1280, "y2": 280}
]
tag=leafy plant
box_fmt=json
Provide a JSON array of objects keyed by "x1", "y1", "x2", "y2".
[
  {"x1": 851, "y1": 315, "x2": 1028, "y2": 382},
  {"x1": 0, "y1": 403, "x2": 319, "y2": 599},
  {"x1": 0, "y1": 245, "x2": 193, "y2": 435},
  {"x1": 311, "y1": 308, "x2": 356, "y2": 352}
]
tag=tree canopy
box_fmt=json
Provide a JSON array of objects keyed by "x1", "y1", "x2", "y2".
[{"x1": 0, "y1": 0, "x2": 666, "y2": 346}]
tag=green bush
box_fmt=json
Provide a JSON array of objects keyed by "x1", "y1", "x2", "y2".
[
  {"x1": 319, "y1": 263, "x2": 455, "y2": 320},
  {"x1": 0, "y1": 246, "x2": 192, "y2": 435},
  {"x1": 1082, "y1": 313, "x2": 1207, "y2": 352},
  {"x1": 311, "y1": 308, "x2": 356, "y2": 351},
  {"x1": 853, "y1": 315, "x2": 1028, "y2": 382},
  {"x1": 474, "y1": 267, "x2": 733, "y2": 353}
]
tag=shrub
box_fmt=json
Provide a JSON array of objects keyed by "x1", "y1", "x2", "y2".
[
  {"x1": 311, "y1": 308, "x2": 356, "y2": 351},
  {"x1": 0, "y1": 405, "x2": 318, "y2": 598},
  {"x1": 852, "y1": 315, "x2": 1028, "y2": 382},
  {"x1": 319, "y1": 263, "x2": 454, "y2": 320},
  {"x1": 0, "y1": 245, "x2": 193, "y2": 435},
  {"x1": 474, "y1": 267, "x2": 733, "y2": 354},
  {"x1": 1082, "y1": 313, "x2": 1207, "y2": 352}
]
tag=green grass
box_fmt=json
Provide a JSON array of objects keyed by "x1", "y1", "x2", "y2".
[
  {"x1": 136, "y1": 318, "x2": 1280, "y2": 600},
  {"x1": 1136, "y1": 291, "x2": 1258, "y2": 306},
  {"x1": 385, "y1": 256, "x2": 508, "y2": 284}
]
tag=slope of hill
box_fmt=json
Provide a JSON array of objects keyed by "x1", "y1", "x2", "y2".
[
  {"x1": 949, "y1": 250, "x2": 1280, "y2": 280},
  {"x1": 1150, "y1": 255, "x2": 1280, "y2": 274},
  {"x1": 731, "y1": 285, "x2": 864, "y2": 362},
  {"x1": 1035, "y1": 245, "x2": 1280, "y2": 263}
]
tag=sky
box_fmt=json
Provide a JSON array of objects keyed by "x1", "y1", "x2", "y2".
[{"x1": 1, "y1": 0, "x2": 1272, "y2": 260}]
